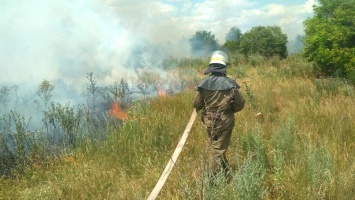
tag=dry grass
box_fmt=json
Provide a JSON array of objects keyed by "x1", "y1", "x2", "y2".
[{"x1": 1, "y1": 56, "x2": 354, "y2": 199}]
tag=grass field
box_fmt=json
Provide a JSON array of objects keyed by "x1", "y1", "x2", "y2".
[{"x1": 1, "y1": 54, "x2": 354, "y2": 199}]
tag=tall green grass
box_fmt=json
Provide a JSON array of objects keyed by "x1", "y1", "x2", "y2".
[{"x1": 1, "y1": 55, "x2": 354, "y2": 199}]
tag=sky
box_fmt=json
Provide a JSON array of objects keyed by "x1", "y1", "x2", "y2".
[
  {"x1": 159, "y1": 0, "x2": 316, "y2": 41},
  {"x1": 0, "y1": 0, "x2": 317, "y2": 93}
]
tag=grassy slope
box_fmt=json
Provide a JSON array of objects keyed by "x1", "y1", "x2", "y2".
[{"x1": 1, "y1": 55, "x2": 354, "y2": 199}]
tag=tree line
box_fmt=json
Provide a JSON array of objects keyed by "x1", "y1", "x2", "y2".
[
  {"x1": 189, "y1": 26, "x2": 289, "y2": 59},
  {"x1": 189, "y1": 0, "x2": 355, "y2": 84}
]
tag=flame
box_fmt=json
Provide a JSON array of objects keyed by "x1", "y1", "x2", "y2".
[
  {"x1": 110, "y1": 101, "x2": 127, "y2": 120},
  {"x1": 157, "y1": 89, "x2": 167, "y2": 97}
]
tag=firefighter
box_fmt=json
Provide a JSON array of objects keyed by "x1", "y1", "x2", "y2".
[{"x1": 193, "y1": 50, "x2": 245, "y2": 178}]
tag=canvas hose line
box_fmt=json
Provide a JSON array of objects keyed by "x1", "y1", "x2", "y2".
[{"x1": 147, "y1": 109, "x2": 197, "y2": 200}]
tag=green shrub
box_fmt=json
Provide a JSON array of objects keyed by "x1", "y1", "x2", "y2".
[
  {"x1": 248, "y1": 54, "x2": 265, "y2": 67},
  {"x1": 346, "y1": 68, "x2": 355, "y2": 87},
  {"x1": 277, "y1": 54, "x2": 315, "y2": 78}
]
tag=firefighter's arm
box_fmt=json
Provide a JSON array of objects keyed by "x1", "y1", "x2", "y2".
[{"x1": 231, "y1": 88, "x2": 245, "y2": 112}]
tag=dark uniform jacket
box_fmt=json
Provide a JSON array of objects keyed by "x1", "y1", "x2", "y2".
[{"x1": 193, "y1": 73, "x2": 245, "y2": 133}]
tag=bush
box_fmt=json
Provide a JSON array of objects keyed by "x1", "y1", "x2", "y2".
[
  {"x1": 346, "y1": 69, "x2": 355, "y2": 87},
  {"x1": 248, "y1": 55, "x2": 265, "y2": 67},
  {"x1": 303, "y1": 0, "x2": 355, "y2": 78},
  {"x1": 277, "y1": 54, "x2": 316, "y2": 78}
]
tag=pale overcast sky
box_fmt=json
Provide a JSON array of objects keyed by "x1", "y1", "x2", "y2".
[
  {"x1": 156, "y1": 0, "x2": 316, "y2": 41},
  {"x1": 0, "y1": 0, "x2": 317, "y2": 86}
]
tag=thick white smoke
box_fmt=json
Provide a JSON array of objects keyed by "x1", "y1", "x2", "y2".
[
  {"x1": 0, "y1": 0, "x2": 191, "y2": 91},
  {"x1": 0, "y1": 0, "x2": 199, "y2": 130},
  {"x1": 0, "y1": 0, "x2": 316, "y2": 109}
]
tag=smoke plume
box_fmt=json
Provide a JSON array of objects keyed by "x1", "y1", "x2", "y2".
[{"x1": 0, "y1": 0, "x2": 192, "y2": 92}]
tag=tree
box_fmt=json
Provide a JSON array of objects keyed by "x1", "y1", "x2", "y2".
[
  {"x1": 109, "y1": 78, "x2": 129, "y2": 104},
  {"x1": 223, "y1": 26, "x2": 242, "y2": 52},
  {"x1": 239, "y1": 26, "x2": 288, "y2": 58},
  {"x1": 85, "y1": 72, "x2": 100, "y2": 110},
  {"x1": 36, "y1": 80, "x2": 55, "y2": 134},
  {"x1": 37, "y1": 80, "x2": 55, "y2": 112},
  {"x1": 303, "y1": 0, "x2": 355, "y2": 77},
  {"x1": 225, "y1": 26, "x2": 242, "y2": 42},
  {"x1": 189, "y1": 30, "x2": 219, "y2": 56},
  {"x1": 287, "y1": 35, "x2": 304, "y2": 54},
  {"x1": 0, "y1": 86, "x2": 10, "y2": 113}
]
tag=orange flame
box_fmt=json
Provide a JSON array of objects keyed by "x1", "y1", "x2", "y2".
[
  {"x1": 157, "y1": 89, "x2": 167, "y2": 97},
  {"x1": 110, "y1": 101, "x2": 127, "y2": 120}
]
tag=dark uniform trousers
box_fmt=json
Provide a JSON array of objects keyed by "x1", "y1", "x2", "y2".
[{"x1": 194, "y1": 86, "x2": 244, "y2": 175}]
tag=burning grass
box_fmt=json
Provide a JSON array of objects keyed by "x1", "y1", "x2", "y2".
[
  {"x1": 1, "y1": 55, "x2": 354, "y2": 199},
  {"x1": 109, "y1": 101, "x2": 128, "y2": 120}
]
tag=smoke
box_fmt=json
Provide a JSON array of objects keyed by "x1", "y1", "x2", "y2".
[
  {"x1": 0, "y1": 0, "x2": 201, "y2": 134},
  {"x1": 0, "y1": 0, "x2": 316, "y2": 92},
  {"x1": 0, "y1": 0, "x2": 315, "y2": 109},
  {"x1": 0, "y1": 0, "x2": 192, "y2": 90}
]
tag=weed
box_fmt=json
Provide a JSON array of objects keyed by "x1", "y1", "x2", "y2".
[
  {"x1": 314, "y1": 78, "x2": 341, "y2": 96},
  {"x1": 304, "y1": 143, "x2": 333, "y2": 199},
  {"x1": 0, "y1": 57, "x2": 354, "y2": 200},
  {"x1": 232, "y1": 152, "x2": 267, "y2": 200},
  {"x1": 242, "y1": 82, "x2": 256, "y2": 109},
  {"x1": 0, "y1": 111, "x2": 32, "y2": 174}
]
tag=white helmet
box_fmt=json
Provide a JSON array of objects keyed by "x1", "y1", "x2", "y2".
[{"x1": 209, "y1": 50, "x2": 229, "y2": 66}]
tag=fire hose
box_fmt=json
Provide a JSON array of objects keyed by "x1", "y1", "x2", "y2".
[{"x1": 147, "y1": 109, "x2": 198, "y2": 200}]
